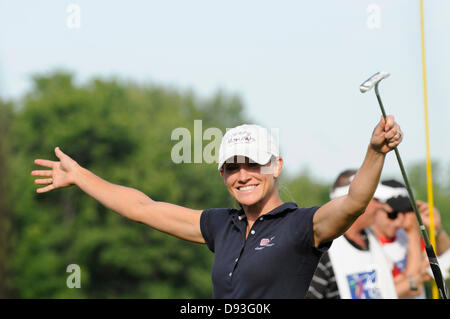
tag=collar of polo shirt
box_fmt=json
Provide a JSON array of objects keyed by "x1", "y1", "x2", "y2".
[{"x1": 235, "y1": 202, "x2": 298, "y2": 220}]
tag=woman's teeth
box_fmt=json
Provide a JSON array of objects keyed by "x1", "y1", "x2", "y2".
[{"x1": 239, "y1": 185, "x2": 256, "y2": 191}]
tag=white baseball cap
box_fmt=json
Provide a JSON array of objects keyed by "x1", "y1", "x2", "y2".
[
  {"x1": 218, "y1": 124, "x2": 279, "y2": 170},
  {"x1": 329, "y1": 174, "x2": 390, "y2": 201}
]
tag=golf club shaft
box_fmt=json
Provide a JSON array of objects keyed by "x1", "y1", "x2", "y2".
[{"x1": 374, "y1": 84, "x2": 448, "y2": 299}]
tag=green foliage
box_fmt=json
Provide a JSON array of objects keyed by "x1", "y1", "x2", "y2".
[
  {"x1": 407, "y1": 161, "x2": 450, "y2": 297},
  {"x1": 279, "y1": 168, "x2": 330, "y2": 208},
  {"x1": 407, "y1": 161, "x2": 450, "y2": 233},
  {"x1": 0, "y1": 99, "x2": 13, "y2": 297},
  {"x1": 5, "y1": 71, "x2": 244, "y2": 298}
]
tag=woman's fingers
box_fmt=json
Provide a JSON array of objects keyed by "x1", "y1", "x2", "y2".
[
  {"x1": 36, "y1": 184, "x2": 55, "y2": 193},
  {"x1": 34, "y1": 178, "x2": 53, "y2": 185},
  {"x1": 384, "y1": 123, "x2": 400, "y2": 139},
  {"x1": 387, "y1": 136, "x2": 402, "y2": 148},
  {"x1": 32, "y1": 149, "x2": 68, "y2": 193},
  {"x1": 34, "y1": 159, "x2": 56, "y2": 168},
  {"x1": 385, "y1": 122, "x2": 402, "y2": 148},
  {"x1": 31, "y1": 170, "x2": 53, "y2": 177},
  {"x1": 54, "y1": 147, "x2": 65, "y2": 160},
  {"x1": 384, "y1": 115, "x2": 395, "y2": 132}
]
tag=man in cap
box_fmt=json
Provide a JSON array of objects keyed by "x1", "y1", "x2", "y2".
[
  {"x1": 372, "y1": 179, "x2": 443, "y2": 298},
  {"x1": 306, "y1": 170, "x2": 398, "y2": 299}
]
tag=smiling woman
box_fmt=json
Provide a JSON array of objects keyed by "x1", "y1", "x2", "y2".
[
  {"x1": 220, "y1": 156, "x2": 282, "y2": 236},
  {"x1": 217, "y1": 125, "x2": 283, "y2": 238},
  {"x1": 31, "y1": 117, "x2": 404, "y2": 298}
]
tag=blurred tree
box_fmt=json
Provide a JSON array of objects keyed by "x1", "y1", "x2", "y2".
[
  {"x1": 0, "y1": 99, "x2": 13, "y2": 298},
  {"x1": 407, "y1": 161, "x2": 450, "y2": 297},
  {"x1": 407, "y1": 161, "x2": 450, "y2": 233},
  {"x1": 279, "y1": 168, "x2": 330, "y2": 208},
  {"x1": 6, "y1": 71, "x2": 245, "y2": 298}
]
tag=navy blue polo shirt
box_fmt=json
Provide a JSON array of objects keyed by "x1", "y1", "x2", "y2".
[{"x1": 200, "y1": 202, "x2": 332, "y2": 299}]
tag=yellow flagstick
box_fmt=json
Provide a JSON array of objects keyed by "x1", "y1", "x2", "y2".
[{"x1": 419, "y1": 0, "x2": 438, "y2": 299}]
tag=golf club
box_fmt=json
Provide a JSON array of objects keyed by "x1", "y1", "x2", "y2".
[{"x1": 360, "y1": 71, "x2": 448, "y2": 299}]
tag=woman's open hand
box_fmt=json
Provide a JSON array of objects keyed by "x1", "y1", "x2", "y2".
[{"x1": 31, "y1": 147, "x2": 80, "y2": 193}]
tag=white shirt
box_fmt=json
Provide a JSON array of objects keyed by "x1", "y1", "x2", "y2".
[{"x1": 328, "y1": 228, "x2": 398, "y2": 299}]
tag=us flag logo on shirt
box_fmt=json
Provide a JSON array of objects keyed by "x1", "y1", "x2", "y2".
[{"x1": 255, "y1": 236, "x2": 275, "y2": 250}]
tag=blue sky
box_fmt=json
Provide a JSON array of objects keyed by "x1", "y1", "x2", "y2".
[{"x1": 1, "y1": 0, "x2": 449, "y2": 184}]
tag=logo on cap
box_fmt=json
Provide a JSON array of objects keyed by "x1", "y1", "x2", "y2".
[{"x1": 227, "y1": 131, "x2": 256, "y2": 145}]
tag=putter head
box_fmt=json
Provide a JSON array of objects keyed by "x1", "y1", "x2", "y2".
[{"x1": 360, "y1": 71, "x2": 390, "y2": 93}]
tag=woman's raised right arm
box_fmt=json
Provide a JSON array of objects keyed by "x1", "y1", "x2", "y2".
[{"x1": 32, "y1": 147, "x2": 205, "y2": 244}]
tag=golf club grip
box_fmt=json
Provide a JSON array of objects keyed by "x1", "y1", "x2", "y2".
[{"x1": 425, "y1": 245, "x2": 449, "y2": 299}]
